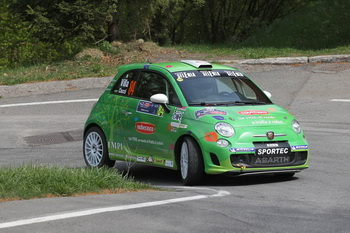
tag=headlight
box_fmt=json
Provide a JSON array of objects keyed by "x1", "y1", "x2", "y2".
[
  {"x1": 217, "y1": 139, "x2": 230, "y2": 148},
  {"x1": 215, "y1": 122, "x2": 235, "y2": 137},
  {"x1": 292, "y1": 120, "x2": 301, "y2": 134}
]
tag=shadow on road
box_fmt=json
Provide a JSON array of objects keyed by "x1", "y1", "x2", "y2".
[{"x1": 114, "y1": 161, "x2": 298, "y2": 187}]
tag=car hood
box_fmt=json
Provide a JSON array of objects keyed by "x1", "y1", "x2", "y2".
[{"x1": 189, "y1": 105, "x2": 292, "y2": 127}]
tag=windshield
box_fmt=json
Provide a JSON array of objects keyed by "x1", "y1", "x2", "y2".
[{"x1": 172, "y1": 70, "x2": 272, "y2": 106}]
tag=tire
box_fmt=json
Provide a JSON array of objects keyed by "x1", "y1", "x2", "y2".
[
  {"x1": 83, "y1": 126, "x2": 115, "y2": 168},
  {"x1": 180, "y1": 137, "x2": 204, "y2": 185}
]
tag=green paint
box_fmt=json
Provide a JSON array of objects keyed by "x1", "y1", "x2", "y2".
[{"x1": 84, "y1": 61, "x2": 309, "y2": 176}]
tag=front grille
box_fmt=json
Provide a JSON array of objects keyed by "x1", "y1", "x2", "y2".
[{"x1": 230, "y1": 151, "x2": 308, "y2": 168}]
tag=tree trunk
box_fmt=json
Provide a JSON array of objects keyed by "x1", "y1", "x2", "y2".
[{"x1": 108, "y1": 12, "x2": 119, "y2": 42}]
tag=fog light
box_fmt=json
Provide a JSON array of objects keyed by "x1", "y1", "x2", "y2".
[{"x1": 217, "y1": 139, "x2": 229, "y2": 148}]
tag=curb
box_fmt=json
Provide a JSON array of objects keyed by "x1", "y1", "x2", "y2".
[
  {"x1": 0, "y1": 77, "x2": 113, "y2": 98},
  {"x1": 216, "y1": 54, "x2": 350, "y2": 65}
]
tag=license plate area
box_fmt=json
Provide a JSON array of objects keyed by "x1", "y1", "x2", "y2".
[{"x1": 253, "y1": 142, "x2": 291, "y2": 165}]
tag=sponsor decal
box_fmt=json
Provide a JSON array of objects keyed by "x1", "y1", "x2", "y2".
[
  {"x1": 238, "y1": 115, "x2": 275, "y2": 120},
  {"x1": 108, "y1": 141, "x2": 123, "y2": 150},
  {"x1": 172, "y1": 110, "x2": 184, "y2": 121},
  {"x1": 204, "y1": 132, "x2": 218, "y2": 142},
  {"x1": 229, "y1": 147, "x2": 255, "y2": 153},
  {"x1": 253, "y1": 156, "x2": 290, "y2": 164},
  {"x1": 168, "y1": 124, "x2": 177, "y2": 132},
  {"x1": 174, "y1": 72, "x2": 197, "y2": 79},
  {"x1": 200, "y1": 71, "x2": 221, "y2": 77},
  {"x1": 238, "y1": 110, "x2": 270, "y2": 115},
  {"x1": 128, "y1": 136, "x2": 164, "y2": 145},
  {"x1": 120, "y1": 79, "x2": 129, "y2": 88},
  {"x1": 169, "y1": 144, "x2": 175, "y2": 151},
  {"x1": 177, "y1": 78, "x2": 183, "y2": 82},
  {"x1": 256, "y1": 148, "x2": 290, "y2": 155},
  {"x1": 136, "y1": 100, "x2": 164, "y2": 117},
  {"x1": 170, "y1": 122, "x2": 188, "y2": 129},
  {"x1": 147, "y1": 157, "x2": 154, "y2": 163},
  {"x1": 224, "y1": 71, "x2": 244, "y2": 77},
  {"x1": 172, "y1": 70, "x2": 244, "y2": 79},
  {"x1": 268, "y1": 108, "x2": 277, "y2": 112},
  {"x1": 118, "y1": 79, "x2": 137, "y2": 96},
  {"x1": 155, "y1": 158, "x2": 164, "y2": 164},
  {"x1": 137, "y1": 156, "x2": 146, "y2": 162},
  {"x1": 136, "y1": 122, "x2": 155, "y2": 134},
  {"x1": 252, "y1": 120, "x2": 284, "y2": 125},
  {"x1": 166, "y1": 65, "x2": 172, "y2": 68},
  {"x1": 291, "y1": 145, "x2": 308, "y2": 150},
  {"x1": 167, "y1": 123, "x2": 177, "y2": 132},
  {"x1": 195, "y1": 108, "x2": 227, "y2": 120},
  {"x1": 165, "y1": 160, "x2": 174, "y2": 167},
  {"x1": 127, "y1": 80, "x2": 136, "y2": 96},
  {"x1": 212, "y1": 116, "x2": 225, "y2": 120},
  {"x1": 109, "y1": 153, "x2": 124, "y2": 158},
  {"x1": 126, "y1": 155, "x2": 137, "y2": 160}
]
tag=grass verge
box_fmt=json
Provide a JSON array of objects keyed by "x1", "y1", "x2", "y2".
[
  {"x1": 0, "y1": 165, "x2": 154, "y2": 201},
  {"x1": 174, "y1": 44, "x2": 350, "y2": 59},
  {"x1": 2, "y1": 42, "x2": 350, "y2": 86}
]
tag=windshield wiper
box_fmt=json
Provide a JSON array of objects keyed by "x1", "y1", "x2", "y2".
[
  {"x1": 189, "y1": 100, "x2": 266, "y2": 106},
  {"x1": 213, "y1": 100, "x2": 266, "y2": 106},
  {"x1": 233, "y1": 100, "x2": 266, "y2": 105},
  {"x1": 189, "y1": 102, "x2": 210, "y2": 106}
]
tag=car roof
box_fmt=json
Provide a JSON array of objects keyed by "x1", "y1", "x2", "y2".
[
  {"x1": 117, "y1": 60, "x2": 238, "y2": 73},
  {"x1": 149, "y1": 60, "x2": 238, "y2": 72}
]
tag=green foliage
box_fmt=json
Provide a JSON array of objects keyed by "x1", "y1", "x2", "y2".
[
  {"x1": 241, "y1": 0, "x2": 350, "y2": 49},
  {"x1": 0, "y1": 165, "x2": 152, "y2": 200},
  {"x1": 10, "y1": 0, "x2": 118, "y2": 44},
  {"x1": 0, "y1": 0, "x2": 348, "y2": 69},
  {"x1": 0, "y1": 0, "x2": 119, "y2": 68},
  {"x1": 96, "y1": 41, "x2": 120, "y2": 54}
]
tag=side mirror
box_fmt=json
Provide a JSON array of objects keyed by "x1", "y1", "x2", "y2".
[
  {"x1": 150, "y1": 94, "x2": 170, "y2": 113},
  {"x1": 150, "y1": 93, "x2": 168, "y2": 104},
  {"x1": 263, "y1": 91, "x2": 272, "y2": 99}
]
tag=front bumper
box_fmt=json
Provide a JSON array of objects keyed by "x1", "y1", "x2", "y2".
[{"x1": 203, "y1": 147, "x2": 309, "y2": 175}]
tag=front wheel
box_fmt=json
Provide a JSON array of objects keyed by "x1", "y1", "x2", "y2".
[
  {"x1": 180, "y1": 137, "x2": 204, "y2": 185},
  {"x1": 83, "y1": 126, "x2": 115, "y2": 168}
]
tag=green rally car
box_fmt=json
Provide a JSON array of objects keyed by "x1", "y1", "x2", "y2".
[{"x1": 83, "y1": 60, "x2": 309, "y2": 185}]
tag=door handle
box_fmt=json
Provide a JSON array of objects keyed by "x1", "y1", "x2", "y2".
[{"x1": 122, "y1": 111, "x2": 132, "y2": 115}]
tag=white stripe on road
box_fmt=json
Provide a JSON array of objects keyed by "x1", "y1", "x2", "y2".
[
  {"x1": 0, "y1": 99, "x2": 99, "y2": 108},
  {"x1": 0, "y1": 189, "x2": 230, "y2": 229},
  {"x1": 330, "y1": 99, "x2": 350, "y2": 102}
]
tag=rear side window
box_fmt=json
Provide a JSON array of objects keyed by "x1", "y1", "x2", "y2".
[
  {"x1": 135, "y1": 71, "x2": 181, "y2": 106},
  {"x1": 111, "y1": 70, "x2": 138, "y2": 96}
]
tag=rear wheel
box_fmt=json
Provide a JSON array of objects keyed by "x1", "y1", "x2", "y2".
[
  {"x1": 180, "y1": 137, "x2": 204, "y2": 185},
  {"x1": 83, "y1": 126, "x2": 115, "y2": 168}
]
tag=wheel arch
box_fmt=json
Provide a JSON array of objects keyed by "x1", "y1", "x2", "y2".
[
  {"x1": 84, "y1": 123, "x2": 106, "y2": 139},
  {"x1": 174, "y1": 134, "x2": 204, "y2": 169}
]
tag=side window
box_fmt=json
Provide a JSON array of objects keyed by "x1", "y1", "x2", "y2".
[
  {"x1": 234, "y1": 79, "x2": 257, "y2": 100},
  {"x1": 111, "y1": 70, "x2": 138, "y2": 96},
  {"x1": 135, "y1": 71, "x2": 181, "y2": 106}
]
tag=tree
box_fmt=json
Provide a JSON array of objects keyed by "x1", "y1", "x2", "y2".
[{"x1": 9, "y1": 0, "x2": 118, "y2": 44}]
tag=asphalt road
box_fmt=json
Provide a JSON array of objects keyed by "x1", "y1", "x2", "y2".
[{"x1": 0, "y1": 63, "x2": 349, "y2": 233}]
